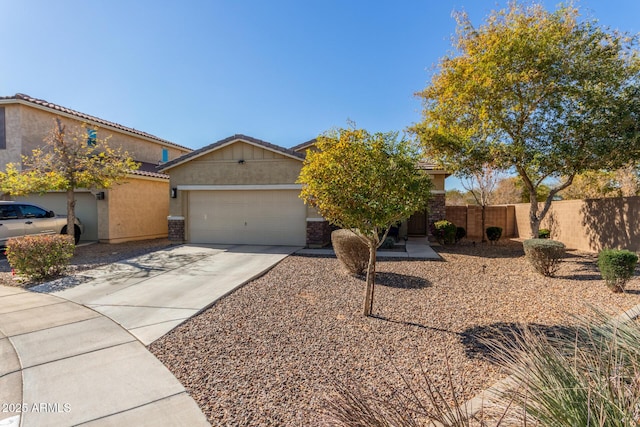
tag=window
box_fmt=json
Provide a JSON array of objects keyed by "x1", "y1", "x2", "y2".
[
  {"x1": 0, "y1": 205, "x2": 19, "y2": 220},
  {"x1": 87, "y1": 128, "x2": 97, "y2": 146},
  {"x1": 161, "y1": 148, "x2": 169, "y2": 163},
  {"x1": 18, "y1": 204, "x2": 48, "y2": 219}
]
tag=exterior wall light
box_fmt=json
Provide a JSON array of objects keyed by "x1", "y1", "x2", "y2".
[
  {"x1": 238, "y1": 159, "x2": 245, "y2": 164},
  {"x1": 95, "y1": 191, "x2": 105, "y2": 200},
  {"x1": 170, "y1": 188, "x2": 177, "y2": 198}
]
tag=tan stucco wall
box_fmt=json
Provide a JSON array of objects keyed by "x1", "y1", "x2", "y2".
[
  {"x1": 168, "y1": 141, "x2": 309, "y2": 215},
  {"x1": 3, "y1": 104, "x2": 188, "y2": 170},
  {"x1": 168, "y1": 142, "x2": 302, "y2": 186},
  {"x1": 0, "y1": 105, "x2": 25, "y2": 167},
  {"x1": 432, "y1": 174, "x2": 445, "y2": 191},
  {"x1": 99, "y1": 176, "x2": 170, "y2": 243}
]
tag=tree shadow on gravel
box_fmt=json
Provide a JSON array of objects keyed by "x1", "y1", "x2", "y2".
[
  {"x1": 374, "y1": 272, "x2": 431, "y2": 289},
  {"x1": 460, "y1": 322, "x2": 577, "y2": 364},
  {"x1": 370, "y1": 315, "x2": 460, "y2": 335}
]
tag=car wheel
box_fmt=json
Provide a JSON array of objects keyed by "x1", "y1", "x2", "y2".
[{"x1": 61, "y1": 226, "x2": 81, "y2": 244}]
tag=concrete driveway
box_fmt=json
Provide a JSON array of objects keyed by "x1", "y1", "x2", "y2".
[{"x1": 32, "y1": 244, "x2": 300, "y2": 345}]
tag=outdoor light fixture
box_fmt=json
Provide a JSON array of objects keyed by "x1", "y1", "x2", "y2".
[
  {"x1": 238, "y1": 159, "x2": 245, "y2": 164},
  {"x1": 95, "y1": 191, "x2": 105, "y2": 200},
  {"x1": 171, "y1": 188, "x2": 177, "y2": 198}
]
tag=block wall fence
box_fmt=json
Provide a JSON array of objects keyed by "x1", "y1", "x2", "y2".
[{"x1": 446, "y1": 196, "x2": 640, "y2": 253}]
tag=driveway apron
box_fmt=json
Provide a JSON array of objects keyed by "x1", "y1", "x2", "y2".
[
  {"x1": 0, "y1": 244, "x2": 297, "y2": 426},
  {"x1": 32, "y1": 244, "x2": 299, "y2": 345}
]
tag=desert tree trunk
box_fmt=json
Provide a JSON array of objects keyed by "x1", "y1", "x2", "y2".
[
  {"x1": 66, "y1": 188, "x2": 76, "y2": 241},
  {"x1": 363, "y1": 243, "x2": 377, "y2": 316}
]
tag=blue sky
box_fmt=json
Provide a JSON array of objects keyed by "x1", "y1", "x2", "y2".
[{"x1": 2, "y1": 1, "x2": 639, "y2": 175}]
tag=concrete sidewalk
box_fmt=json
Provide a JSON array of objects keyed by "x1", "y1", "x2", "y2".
[
  {"x1": 295, "y1": 236, "x2": 441, "y2": 259},
  {"x1": 32, "y1": 244, "x2": 299, "y2": 345},
  {"x1": 0, "y1": 285, "x2": 210, "y2": 427}
]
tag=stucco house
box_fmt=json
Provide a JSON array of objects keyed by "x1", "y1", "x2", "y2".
[
  {"x1": 0, "y1": 94, "x2": 191, "y2": 243},
  {"x1": 159, "y1": 134, "x2": 448, "y2": 247}
]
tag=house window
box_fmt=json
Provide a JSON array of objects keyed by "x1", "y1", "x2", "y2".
[
  {"x1": 87, "y1": 128, "x2": 97, "y2": 146},
  {"x1": 161, "y1": 148, "x2": 169, "y2": 163},
  {"x1": 0, "y1": 107, "x2": 5, "y2": 150}
]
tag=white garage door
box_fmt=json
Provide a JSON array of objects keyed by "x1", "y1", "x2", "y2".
[{"x1": 188, "y1": 190, "x2": 306, "y2": 246}]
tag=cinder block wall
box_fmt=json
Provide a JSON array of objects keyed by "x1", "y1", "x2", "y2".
[{"x1": 514, "y1": 197, "x2": 640, "y2": 252}]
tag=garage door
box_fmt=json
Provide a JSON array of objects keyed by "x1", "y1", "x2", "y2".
[{"x1": 188, "y1": 190, "x2": 306, "y2": 246}]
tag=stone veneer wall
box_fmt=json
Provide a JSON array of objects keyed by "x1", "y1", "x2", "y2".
[
  {"x1": 168, "y1": 216, "x2": 185, "y2": 241},
  {"x1": 306, "y1": 220, "x2": 335, "y2": 248},
  {"x1": 428, "y1": 193, "x2": 446, "y2": 227}
]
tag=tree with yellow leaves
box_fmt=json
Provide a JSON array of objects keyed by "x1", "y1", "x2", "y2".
[
  {"x1": 0, "y1": 118, "x2": 139, "y2": 242},
  {"x1": 413, "y1": 2, "x2": 640, "y2": 237},
  {"x1": 298, "y1": 127, "x2": 432, "y2": 316}
]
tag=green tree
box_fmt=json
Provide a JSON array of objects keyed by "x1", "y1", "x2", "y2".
[
  {"x1": 0, "y1": 119, "x2": 139, "y2": 241},
  {"x1": 298, "y1": 127, "x2": 432, "y2": 316},
  {"x1": 413, "y1": 2, "x2": 640, "y2": 237}
]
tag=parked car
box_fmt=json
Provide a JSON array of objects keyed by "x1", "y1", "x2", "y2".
[{"x1": 0, "y1": 201, "x2": 83, "y2": 245}]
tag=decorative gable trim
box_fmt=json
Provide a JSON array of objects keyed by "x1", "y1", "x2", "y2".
[{"x1": 159, "y1": 134, "x2": 305, "y2": 172}]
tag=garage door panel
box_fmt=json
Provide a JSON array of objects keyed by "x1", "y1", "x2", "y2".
[{"x1": 188, "y1": 190, "x2": 306, "y2": 246}]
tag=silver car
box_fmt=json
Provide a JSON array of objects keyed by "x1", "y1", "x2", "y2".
[{"x1": 0, "y1": 201, "x2": 84, "y2": 245}]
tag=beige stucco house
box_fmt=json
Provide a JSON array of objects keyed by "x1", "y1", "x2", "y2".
[
  {"x1": 160, "y1": 134, "x2": 448, "y2": 247},
  {"x1": 0, "y1": 93, "x2": 191, "y2": 243}
]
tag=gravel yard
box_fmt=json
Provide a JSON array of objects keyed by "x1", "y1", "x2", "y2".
[{"x1": 148, "y1": 240, "x2": 640, "y2": 426}]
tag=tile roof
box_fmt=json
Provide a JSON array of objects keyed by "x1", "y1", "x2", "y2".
[
  {"x1": 290, "y1": 138, "x2": 317, "y2": 152},
  {"x1": 0, "y1": 93, "x2": 190, "y2": 151},
  {"x1": 134, "y1": 161, "x2": 169, "y2": 179},
  {"x1": 159, "y1": 134, "x2": 305, "y2": 171}
]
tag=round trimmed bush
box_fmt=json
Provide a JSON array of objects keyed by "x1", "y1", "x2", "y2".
[
  {"x1": 380, "y1": 236, "x2": 396, "y2": 250},
  {"x1": 486, "y1": 226, "x2": 503, "y2": 243},
  {"x1": 331, "y1": 229, "x2": 369, "y2": 276},
  {"x1": 431, "y1": 220, "x2": 457, "y2": 244},
  {"x1": 523, "y1": 239, "x2": 565, "y2": 277},
  {"x1": 598, "y1": 249, "x2": 638, "y2": 293},
  {"x1": 455, "y1": 226, "x2": 466, "y2": 243}
]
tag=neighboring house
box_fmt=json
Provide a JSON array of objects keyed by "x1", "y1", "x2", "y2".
[
  {"x1": 160, "y1": 134, "x2": 448, "y2": 247},
  {"x1": 0, "y1": 94, "x2": 191, "y2": 243}
]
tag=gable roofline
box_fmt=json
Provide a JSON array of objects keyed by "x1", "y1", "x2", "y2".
[
  {"x1": 290, "y1": 138, "x2": 317, "y2": 153},
  {"x1": 0, "y1": 93, "x2": 191, "y2": 152},
  {"x1": 158, "y1": 134, "x2": 305, "y2": 172}
]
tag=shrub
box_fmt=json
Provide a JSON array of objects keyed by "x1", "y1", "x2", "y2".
[
  {"x1": 379, "y1": 236, "x2": 396, "y2": 250},
  {"x1": 331, "y1": 229, "x2": 369, "y2": 276},
  {"x1": 455, "y1": 226, "x2": 466, "y2": 243},
  {"x1": 324, "y1": 310, "x2": 640, "y2": 427},
  {"x1": 523, "y1": 238, "x2": 565, "y2": 277},
  {"x1": 597, "y1": 249, "x2": 638, "y2": 293},
  {"x1": 6, "y1": 234, "x2": 75, "y2": 281},
  {"x1": 431, "y1": 220, "x2": 457, "y2": 244},
  {"x1": 538, "y1": 228, "x2": 551, "y2": 239},
  {"x1": 486, "y1": 226, "x2": 502, "y2": 243}
]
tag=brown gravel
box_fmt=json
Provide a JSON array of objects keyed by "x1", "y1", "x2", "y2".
[
  {"x1": 148, "y1": 240, "x2": 640, "y2": 426},
  {"x1": 0, "y1": 238, "x2": 175, "y2": 287}
]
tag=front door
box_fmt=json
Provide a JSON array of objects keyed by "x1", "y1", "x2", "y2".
[{"x1": 407, "y1": 209, "x2": 427, "y2": 235}]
